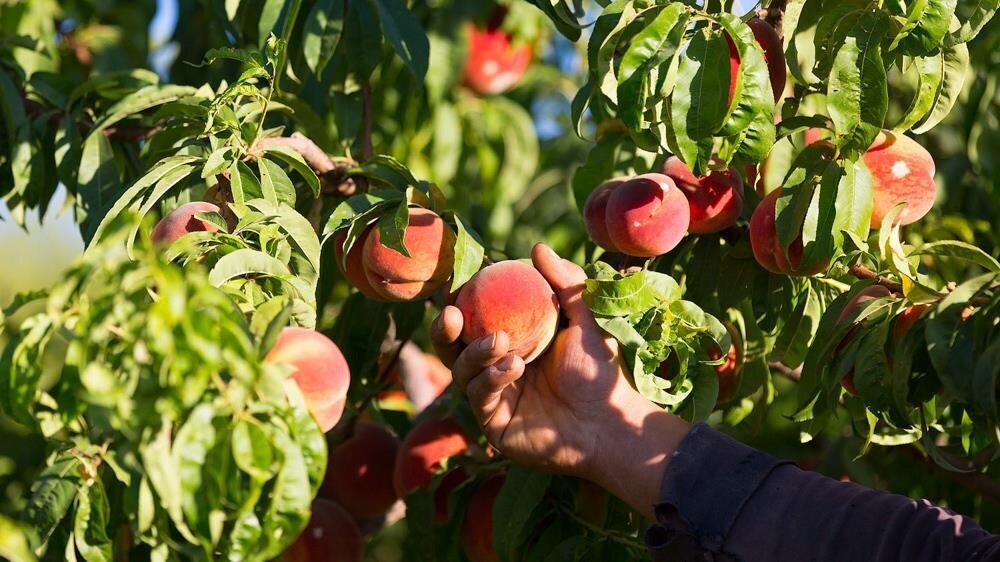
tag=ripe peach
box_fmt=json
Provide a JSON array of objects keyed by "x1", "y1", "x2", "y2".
[
  {"x1": 892, "y1": 304, "x2": 928, "y2": 346},
  {"x1": 461, "y1": 476, "x2": 504, "y2": 562},
  {"x1": 322, "y1": 421, "x2": 400, "y2": 520},
  {"x1": 604, "y1": 173, "x2": 690, "y2": 257},
  {"x1": 362, "y1": 207, "x2": 456, "y2": 301},
  {"x1": 710, "y1": 344, "x2": 741, "y2": 403},
  {"x1": 463, "y1": 25, "x2": 531, "y2": 95},
  {"x1": 282, "y1": 499, "x2": 363, "y2": 562},
  {"x1": 582, "y1": 178, "x2": 627, "y2": 252},
  {"x1": 333, "y1": 228, "x2": 383, "y2": 300},
  {"x1": 726, "y1": 17, "x2": 786, "y2": 104},
  {"x1": 662, "y1": 157, "x2": 744, "y2": 234},
  {"x1": 393, "y1": 417, "x2": 471, "y2": 497},
  {"x1": 455, "y1": 260, "x2": 560, "y2": 363},
  {"x1": 265, "y1": 327, "x2": 351, "y2": 432},
  {"x1": 863, "y1": 131, "x2": 937, "y2": 228},
  {"x1": 433, "y1": 467, "x2": 469, "y2": 524},
  {"x1": 835, "y1": 285, "x2": 894, "y2": 395},
  {"x1": 749, "y1": 189, "x2": 830, "y2": 276},
  {"x1": 150, "y1": 202, "x2": 221, "y2": 244}
]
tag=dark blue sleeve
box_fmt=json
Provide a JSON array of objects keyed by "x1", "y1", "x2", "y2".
[{"x1": 645, "y1": 423, "x2": 1000, "y2": 562}]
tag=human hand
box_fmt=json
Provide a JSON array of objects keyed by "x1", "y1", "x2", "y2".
[{"x1": 432, "y1": 244, "x2": 690, "y2": 517}]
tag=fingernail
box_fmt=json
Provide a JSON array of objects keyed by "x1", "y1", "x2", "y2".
[
  {"x1": 495, "y1": 354, "x2": 515, "y2": 371},
  {"x1": 478, "y1": 333, "x2": 498, "y2": 352}
]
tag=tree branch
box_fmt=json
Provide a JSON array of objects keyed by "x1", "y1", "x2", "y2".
[
  {"x1": 768, "y1": 361, "x2": 802, "y2": 382},
  {"x1": 847, "y1": 264, "x2": 905, "y2": 294},
  {"x1": 761, "y1": 0, "x2": 788, "y2": 36},
  {"x1": 251, "y1": 133, "x2": 357, "y2": 196}
]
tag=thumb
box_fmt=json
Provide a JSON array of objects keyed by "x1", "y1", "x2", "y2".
[{"x1": 531, "y1": 243, "x2": 590, "y2": 325}]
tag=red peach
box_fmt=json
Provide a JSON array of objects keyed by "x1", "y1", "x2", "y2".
[
  {"x1": 710, "y1": 344, "x2": 741, "y2": 403},
  {"x1": 582, "y1": 178, "x2": 627, "y2": 252},
  {"x1": 334, "y1": 228, "x2": 383, "y2": 300},
  {"x1": 605, "y1": 173, "x2": 690, "y2": 257},
  {"x1": 749, "y1": 189, "x2": 830, "y2": 276},
  {"x1": 265, "y1": 327, "x2": 351, "y2": 432},
  {"x1": 461, "y1": 476, "x2": 504, "y2": 562},
  {"x1": 725, "y1": 17, "x2": 786, "y2": 104},
  {"x1": 393, "y1": 417, "x2": 471, "y2": 497},
  {"x1": 662, "y1": 156, "x2": 744, "y2": 234},
  {"x1": 433, "y1": 467, "x2": 470, "y2": 524},
  {"x1": 282, "y1": 499, "x2": 363, "y2": 562},
  {"x1": 862, "y1": 131, "x2": 937, "y2": 228},
  {"x1": 150, "y1": 202, "x2": 221, "y2": 245},
  {"x1": 322, "y1": 421, "x2": 400, "y2": 520},
  {"x1": 455, "y1": 260, "x2": 560, "y2": 363},
  {"x1": 463, "y1": 25, "x2": 531, "y2": 95},
  {"x1": 362, "y1": 207, "x2": 456, "y2": 301},
  {"x1": 892, "y1": 304, "x2": 928, "y2": 346}
]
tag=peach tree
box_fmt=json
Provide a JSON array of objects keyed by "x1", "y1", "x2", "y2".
[{"x1": 0, "y1": 0, "x2": 998, "y2": 560}]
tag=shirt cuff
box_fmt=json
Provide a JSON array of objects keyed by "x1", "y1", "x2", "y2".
[{"x1": 645, "y1": 423, "x2": 790, "y2": 558}]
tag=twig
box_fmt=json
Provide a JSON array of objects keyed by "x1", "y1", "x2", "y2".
[
  {"x1": 768, "y1": 361, "x2": 801, "y2": 382},
  {"x1": 360, "y1": 82, "x2": 374, "y2": 162},
  {"x1": 250, "y1": 133, "x2": 357, "y2": 196},
  {"x1": 847, "y1": 264, "x2": 905, "y2": 295},
  {"x1": 761, "y1": 0, "x2": 788, "y2": 36}
]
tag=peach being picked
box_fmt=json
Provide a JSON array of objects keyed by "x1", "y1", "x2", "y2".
[
  {"x1": 150, "y1": 201, "x2": 221, "y2": 245},
  {"x1": 662, "y1": 156, "x2": 744, "y2": 234},
  {"x1": 585, "y1": 173, "x2": 690, "y2": 257},
  {"x1": 264, "y1": 327, "x2": 351, "y2": 432},
  {"x1": 361, "y1": 207, "x2": 456, "y2": 301},
  {"x1": 455, "y1": 260, "x2": 560, "y2": 363}
]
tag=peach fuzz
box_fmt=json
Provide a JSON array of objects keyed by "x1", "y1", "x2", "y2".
[
  {"x1": 604, "y1": 173, "x2": 690, "y2": 257},
  {"x1": 835, "y1": 285, "x2": 894, "y2": 395},
  {"x1": 461, "y1": 476, "x2": 505, "y2": 562},
  {"x1": 862, "y1": 131, "x2": 937, "y2": 228},
  {"x1": 265, "y1": 327, "x2": 351, "y2": 432},
  {"x1": 282, "y1": 499, "x2": 363, "y2": 562},
  {"x1": 322, "y1": 421, "x2": 400, "y2": 520},
  {"x1": 582, "y1": 177, "x2": 627, "y2": 252},
  {"x1": 362, "y1": 207, "x2": 456, "y2": 301},
  {"x1": 333, "y1": 228, "x2": 383, "y2": 300},
  {"x1": 455, "y1": 260, "x2": 560, "y2": 363},
  {"x1": 749, "y1": 189, "x2": 830, "y2": 276},
  {"x1": 393, "y1": 417, "x2": 471, "y2": 497},
  {"x1": 662, "y1": 156, "x2": 744, "y2": 234},
  {"x1": 150, "y1": 201, "x2": 221, "y2": 245},
  {"x1": 463, "y1": 25, "x2": 531, "y2": 96}
]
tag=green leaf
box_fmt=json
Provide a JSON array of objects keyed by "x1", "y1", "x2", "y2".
[
  {"x1": 258, "y1": 0, "x2": 287, "y2": 47},
  {"x1": 908, "y1": 240, "x2": 1000, "y2": 272},
  {"x1": 258, "y1": 157, "x2": 296, "y2": 206},
  {"x1": 896, "y1": 0, "x2": 958, "y2": 56},
  {"x1": 77, "y1": 133, "x2": 121, "y2": 244},
  {"x1": 369, "y1": 0, "x2": 430, "y2": 82},
  {"x1": 584, "y1": 270, "x2": 666, "y2": 317},
  {"x1": 202, "y1": 146, "x2": 235, "y2": 179},
  {"x1": 303, "y1": 0, "x2": 347, "y2": 75},
  {"x1": 668, "y1": 28, "x2": 730, "y2": 174},
  {"x1": 0, "y1": 515, "x2": 36, "y2": 562},
  {"x1": 322, "y1": 189, "x2": 403, "y2": 240},
  {"x1": 73, "y1": 481, "x2": 113, "y2": 562},
  {"x1": 90, "y1": 85, "x2": 197, "y2": 135},
  {"x1": 826, "y1": 10, "x2": 889, "y2": 159},
  {"x1": 450, "y1": 215, "x2": 485, "y2": 292},
  {"x1": 232, "y1": 420, "x2": 277, "y2": 481},
  {"x1": 208, "y1": 249, "x2": 293, "y2": 286},
  {"x1": 203, "y1": 47, "x2": 266, "y2": 68},
  {"x1": 616, "y1": 4, "x2": 689, "y2": 132},
  {"x1": 263, "y1": 145, "x2": 321, "y2": 197},
  {"x1": 715, "y1": 12, "x2": 774, "y2": 137},
  {"x1": 24, "y1": 455, "x2": 84, "y2": 546},
  {"x1": 174, "y1": 404, "x2": 218, "y2": 534},
  {"x1": 911, "y1": 43, "x2": 968, "y2": 134},
  {"x1": 376, "y1": 199, "x2": 411, "y2": 258},
  {"x1": 945, "y1": 0, "x2": 999, "y2": 44},
  {"x1": 493, "y1": 468, "x2": 551, "y2": 562}
]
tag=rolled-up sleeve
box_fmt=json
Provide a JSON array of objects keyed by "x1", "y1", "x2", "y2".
[{"x1": 645, "y1": 423, "x2": 1000, "y2": 562}]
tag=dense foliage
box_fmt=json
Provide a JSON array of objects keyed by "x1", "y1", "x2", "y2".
[{"x1": 0, "y1": 0, "x2": 998, "y2": 560}]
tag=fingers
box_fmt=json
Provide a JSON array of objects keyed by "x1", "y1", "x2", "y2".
[
  {"x1": 466, "y1": 353, "x2": 525, "y2": 423},
  {"x1": 430, "y1": 305, "x2": 464, "y2": 367},
  {"x1": 451, "y1": 331, "x2": 511, "y2": 391},
  {"x1": 531, "y1": 243, "x2": 590, "y2": 324}
]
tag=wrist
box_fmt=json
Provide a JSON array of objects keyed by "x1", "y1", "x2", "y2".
[{"x1": 589, "y1": 389, "x2": 691, "y2": 519}]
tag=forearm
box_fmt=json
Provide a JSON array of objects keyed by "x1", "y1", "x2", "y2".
[
  {"x1": 586, "y1": 390, "x2": 691, "y2": 520},
  {"x1": 645, "y1": 424, "x2": 1000, "y2": 562}
]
